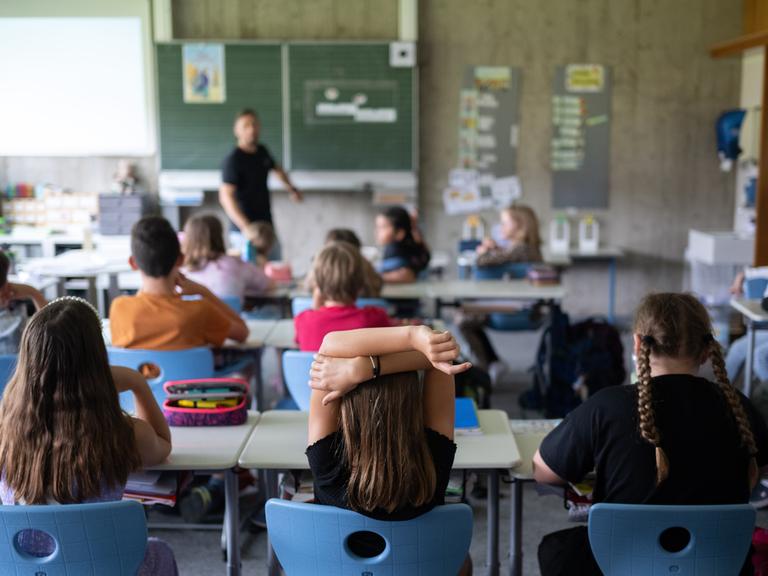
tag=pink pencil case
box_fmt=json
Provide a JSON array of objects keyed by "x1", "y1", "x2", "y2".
[{"x1": 162, "y1": 378, "x2": 249, "y2": 426}]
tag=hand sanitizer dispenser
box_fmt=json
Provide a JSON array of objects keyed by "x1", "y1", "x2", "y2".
[
  {"x1": 549, "y1": 215, "x2": 570, "y2": 253},
  {"x1": 578, "y1": 214, "x2": 600, "y2": 253}
]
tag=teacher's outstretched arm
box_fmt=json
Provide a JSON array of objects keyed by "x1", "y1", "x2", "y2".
[
  {"x1": 273, "y1": 164, "x2": 303, "y2": 203},
  {"x1": 219, "y1": 182, "x2": 251, "y2": 232}
]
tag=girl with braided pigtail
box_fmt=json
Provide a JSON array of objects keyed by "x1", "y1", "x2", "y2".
[{"x1": 532, "y1": 293, "x2": 768, "y2": 576}]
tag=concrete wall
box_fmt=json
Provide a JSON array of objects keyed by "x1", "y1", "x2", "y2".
[{"x1": 1, "y1": 0, "x2": 745, "y2": 315}]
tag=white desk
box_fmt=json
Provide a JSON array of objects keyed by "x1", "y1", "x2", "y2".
[
  {"x1": 101, "y1": 318, "x2": 276, "y2": 350},
  {"x1": 150, "y1": 411, "x2": 260, "y2": 576},
  {"x1": 19, "y1": 250, "x2": 132, "y2": 315},
  {"x1": 239, "y1": 409, "x2": 519, "y2": 576},
  {"x1": 508, "y1": 419, "x2": 560, "y2": 576},
  {"x1": 264, "y1": 319, "x2": 296, "y2": 350},
  {"x1": 731, "y1": 298, "x2": 768, "y2": 397}
]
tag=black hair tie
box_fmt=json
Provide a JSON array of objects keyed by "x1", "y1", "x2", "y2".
[
  {"x1": 641, "y1": 335, "x2": 655, "y2": 346},
  {"x1": 702, "y1": 333, "x2": 715, "y2": 344}
]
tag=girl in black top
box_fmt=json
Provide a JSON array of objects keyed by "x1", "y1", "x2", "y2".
[
  {"x1": 533, "y1": 292, "x2": 768, "y2": 576},
  {"x1": 375, "y1": 206, "x2": 431, "y2": 283},
  {"x1": 307, "y1": 325, "x2": 472, "y2": 575}
]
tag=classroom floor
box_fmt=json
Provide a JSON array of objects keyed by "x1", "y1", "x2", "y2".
[{"x1": 148, "y1": 328, "x2": 768, "y2": 576}]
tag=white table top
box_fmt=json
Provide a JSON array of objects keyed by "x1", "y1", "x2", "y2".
[
  {"x1": 430, "y1": 279, "x2": 566, "y2": 301},
  {"x1": 150, "y1": 411, "x2": 260, "y2": 471},
  {"x1": 731, "y1": 298, "x2": 768, "y2": 323},
  {"x1": 238, "y1": 409, "x2": 520, "y2": 470},
  {"x1": 20, "y1": 250, "x2": 132, "y2": 278},
  {"x1": 508, "y1": 419, "x2": 560, "y2": 479},
  {"x1": 102, "y1": 318, "x2": 277, "y2": 349},
  {"x1": 547, "y1": 246, "x2": 624, "y2": 260},
  {"x1": 265, "y1": 319, "x2": 297, "y2": 349}
]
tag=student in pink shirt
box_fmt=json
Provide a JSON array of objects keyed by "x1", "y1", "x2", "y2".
[
  {"x1": 295, "y1": 242, "x2": 391, "y2": 352},
  {"x1": 181, "y1": 213, "x2": 273, "y2": 304}
]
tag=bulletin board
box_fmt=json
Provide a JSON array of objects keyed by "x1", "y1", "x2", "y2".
[{"x1": 551, "y1": 64, "x2": 612, "y2": 209}]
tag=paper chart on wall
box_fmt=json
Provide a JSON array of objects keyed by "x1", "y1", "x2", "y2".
[{"x1": 450, "y1": 66, "x2": 522, "y2": 214}]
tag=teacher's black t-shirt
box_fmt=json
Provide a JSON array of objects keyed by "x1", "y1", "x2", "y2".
[
  {"x1": 539, "y1": 375, "x2": 768, "y2": 505},
  {"x1": 221, "y1": 145, "x2": 276, "y2": 226}
]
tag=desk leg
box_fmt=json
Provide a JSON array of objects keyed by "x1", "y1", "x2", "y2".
[
  {"x1": 252, "y1": 348, "x2": 264, "y2": 412},
  {"x1": 106, "y1": 272, "x2": 120, "y2": 312},
  {"x1": 745, "y1": 321, "x2": 756, "y2": 397},
  {"x1": 86, "y1": 278, "x2": 98, "y2": 311},
  {"x1": 509, "y1": 480, "x2": 523, "y2": 576},
  {"x1": 266, "y1": 469, "x2": 281, "y2": 576},
  {"x1": 224, "y1": 469, "x2": 241, "y2": 576},
  {"x1": 487, "y1": 471, "x2": 500, "y2": 576},
  {"x1": 608, "y1": 257, "x2": 617, "y2": 324}
]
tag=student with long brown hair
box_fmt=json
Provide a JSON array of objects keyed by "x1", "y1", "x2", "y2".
[
  {"x1": 532, "y1": 293, "x2": 768, "y2": 575},
  {"x1": 308, "y1": 325, "x2": 473, "y2": 574},
  {"x1": 182, "y1": 212, "x2": 272, "y2": 303},
  {"x1": 0, "y1": 297, "x2": 178, "y2": 575}
]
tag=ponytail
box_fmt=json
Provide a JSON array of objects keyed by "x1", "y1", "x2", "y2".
[
  {"x1": 636, "y1": 336, "x2": 670, "y2": 486},
  {"x1": 709, "y1": 340, "x2": 759, "y2": 490}
]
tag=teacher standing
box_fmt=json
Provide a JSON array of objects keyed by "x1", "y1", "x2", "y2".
[{"x1": 219, "y1": 108, "x2": 302, "y2": 261}]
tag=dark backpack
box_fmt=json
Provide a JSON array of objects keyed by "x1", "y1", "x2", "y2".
[{"x1": 526, "y1": 306, "x2": 626, "y2": 417}]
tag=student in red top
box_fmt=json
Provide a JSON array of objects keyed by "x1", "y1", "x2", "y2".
[{"x1": 295, "y1": 241, "x2": 391, "y2": 352}]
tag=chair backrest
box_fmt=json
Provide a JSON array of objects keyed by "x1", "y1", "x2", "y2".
[
  {"x1": 472, "y1": 262, "x2": 531, "y2": 280},
  {"x1": 266, "y1": 499, "x2": 473, "y2": 576},
  {"x1": 0, "y1": 354, "x2": 17, "y2": 397},
  {"x1": 588, "y1": 503, "x2": 756, "y2": 576},
  {"x1": 220, "y1": 295, "x2": 243, "y2": 313},
  {"x1": 107, "y1": 346, "x2": 215, "y2": 412},
  {"x1": 292, "y1": 296, "x2": 314, "y2": 317},
  {"x1": 458, "y1": 239, "x2": 482, "y2": 253},
  {"x1": 0, "y1": 500, "x2": 147, "y2": 575},
  {"x1": 744, "y1": 277, "x2": 768, "y2": 300},
  {"x1": 281, "y1": 350, "x2": 314, "y2": 410}
]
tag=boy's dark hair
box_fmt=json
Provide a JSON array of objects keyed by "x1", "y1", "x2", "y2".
[
  {"x1": 235, "y1": 108, "x2": 258, "y2": 122},
  {"x1": 0, "y1": 251, "x2": 9, "y2": 288},
  {"x1": 131, "y1": 216, "x2": 180, "y2": 278},
  {"x1": 326, "y1": 228, "x2": 362, "y2": 249}
]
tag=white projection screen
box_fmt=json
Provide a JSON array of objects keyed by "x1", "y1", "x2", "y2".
[{"x1": 0, "y1": 17, "x2": 152, "y2": 156}]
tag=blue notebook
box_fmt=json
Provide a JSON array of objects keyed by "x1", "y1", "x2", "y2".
[{"x1": 455, "y1": 398, "x2": 482, "y2": 435}]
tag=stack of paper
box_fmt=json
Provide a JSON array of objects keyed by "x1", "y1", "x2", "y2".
[{"x1": 124, "y1": 471, "x2": 178, "y2": 507}]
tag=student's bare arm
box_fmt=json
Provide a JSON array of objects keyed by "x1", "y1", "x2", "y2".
[
  {"x1": 111, "y1": 366, "x2": 172, "y2": 467},
  {"x1": 273, "y1": 165, "x2": 302, "y2": 202},
  {"x1": 532, "y1": 449, "x2": 567, "y2": 485},
  {"x1": 381, "y1": 268, "x2": 416, "y2": 283},
  {"x1": 423, "y1": 368, "x2": 455, "y2": 440},
  {"x1": 308, "y1": 388, "x2": 341, "y2": 445},
  {"x1": 176, "y1": 273, "x2": 249, "y2": 343},
  {"x1": 218, "y1": 183, "x2": 251, "y2": 232}
]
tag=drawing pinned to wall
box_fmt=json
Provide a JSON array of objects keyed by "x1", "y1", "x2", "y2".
[
  {"x1": 182, "y1": 44, "x2": 226, "y2": 104},
  {"x1": 307, "y1": 80, "x2": 397, "y2": 124},
  {"x1": 451, "y1": 66, "x2": 521, "y2": 214},
  {"x1": 551, "y1": 64, "x2": 612, "y2": 209}
]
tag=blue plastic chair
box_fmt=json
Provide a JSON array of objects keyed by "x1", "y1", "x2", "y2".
[
  {"x1": 108, "y1": 346, "x2": 215, "y2": 412},
  {"x1": 588, "y1": 503, "x2": 756, "y2": 575},
  {"x1": 471, "y1": 263, "x2": 538, "y2": 331},
  {"x1": 0, "y1": 354, "x2": 17, "y2": 397},
  {"x1": 266, "y1": 499, "x2": 473, "y2": 576},
  {"x1": 281, "y1": 350, "x2": 313, "y2": 411},
  {"x1": 0, "y1": 500, "x2": 147, "y2": 575},
  {"x1": 220, "y1": 295, "x2": 243, "y2": 313},
  {"x1": 292, "y1": 297, "x2": 314, "y2": 317},
  {"x1": 744, "y1": 277, "x2": 768, "y2": 300}
]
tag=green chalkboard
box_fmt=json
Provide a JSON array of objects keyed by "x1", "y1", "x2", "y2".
[
  {"x1": 156, "y1": 43, "x2": 283, "y2": 170},
  {"x1": 288, "y1": 44, "x2": 414, "y2": 171}
]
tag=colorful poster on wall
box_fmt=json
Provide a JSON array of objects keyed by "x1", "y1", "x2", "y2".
[
  {"x1": 450, "y1": 66, "x2": 521, "y2": 214},
  {"x1": 182, "y1": 44, "x2": 226, "y2": 104}
]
